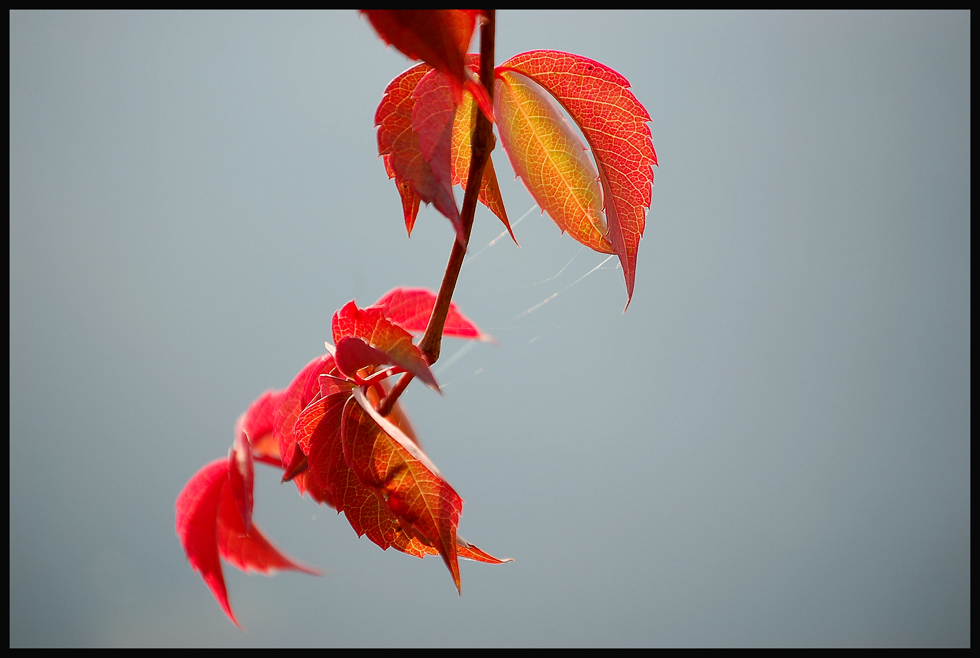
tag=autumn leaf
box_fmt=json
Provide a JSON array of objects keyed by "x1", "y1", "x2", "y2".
[
  {"x1": 240, "y1": 389, "x2": 284, "y2": 467},
  {"x1": 272, "y1": 354, "x2": 339, "y2": 504},
  {"x1": 376, "y1": 63, "x2": 462, "y2": 240},
  {"x1": 411, "y1": 68, "x2": 464, "y2": 245},
  {"x1": 377, "y1": 63, "x2": 510, "y2": 243},
  {"x1": 373, "y1": 287, "x2": 491, "y2": 341},
  {"x1": 332, "y1": 300, "x2": 440, "y2": 393},
  {"x1": 497, "y1": 50, "x2": 657, "y2": 307},
  {"x1": 292, "y1": 374, "x2": 508, "y2": 578},
  {"x1": 363, "y1": 10, "x2": 494, "y2": 122},
  {"x1": 377, "y1": 63, "x2": 432, "y2": 236},
  {"x1": 494, "y1": 69, "x2": 613, "y2": 255},
  {"x1": 175, "y1": 459, "x2": 318, "y2": 629},
  {"x1": 363, "y1": 10, "x2": 476, "y2": 103},
  {"x1": 344, "y1": 387, "x2": 466, "y2": 591},
  {"x1": 452, "y1": 56, "x2": 513, "y2": 240},
  {"x1": 295, "y1": 382, "x2": 431, "y2": 556}
]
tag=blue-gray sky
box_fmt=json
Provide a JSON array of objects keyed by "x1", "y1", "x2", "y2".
[{"x1": 10, "y1": 11, "x2": 970, "y2": 647}]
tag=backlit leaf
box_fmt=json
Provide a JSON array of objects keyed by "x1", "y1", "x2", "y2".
[
  {"x1": 363, "y1": 10, "x2": 477, "y2": 103},
  {"x1": 412, "y1": 68, "x2": 464, "y2": 244},
  {"x1": 332, "y1": 300, "x2": 440, "y2": 393},
  {"x1": 345, "y1": 388, "x2": 465, "y2": 591},
  {"x1": 497, "y1": 50, "x2": 657, "y2": 307},
  {"x1": 494, "y1": 70, "x2": 613, "y2": 255},
  {"x1": 377, "y1": 63, "x2": 508, "y2": 242},
  {"x1": 373, "y1": 287, "x2": 490, "y2": 341},
  {"x1": 176, "y1": 459, "x2": 317, "y2": 629},
  {"x1": 271, "y1": 354, "x2": 339, "y2": 505},
  {"x1": 376, "y1": 63, "x2": 461, "y2": 238}
]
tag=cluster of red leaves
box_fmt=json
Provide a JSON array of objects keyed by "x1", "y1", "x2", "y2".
[
  {"x1": 368, "y1": 9, "x2": 656, "y2": 307},
  {"x1": 177, "y1": 10, "x2": 657, "y2": 629},
  {"x1": 176, "y1": 289, "x2": 509, "y2": 628}
]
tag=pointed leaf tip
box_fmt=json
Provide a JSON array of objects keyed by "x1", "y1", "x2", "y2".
[{"x1": 497, "y1": 50, "x2": 656, "y2": 306}]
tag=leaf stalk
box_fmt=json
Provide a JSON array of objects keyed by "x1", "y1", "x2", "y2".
[{"x1": 379, "y1": 10, "x2": 496, "y2": 417}]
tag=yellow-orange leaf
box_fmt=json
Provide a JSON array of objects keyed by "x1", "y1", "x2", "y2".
[
  {"x1": 497, "y1": 51, "x2": 657, "y2": 307},
  {"x1": 494, "y1": 70, "x2": 613, "y2": 255},
  {"x1": 452, "y1": 58, "x2": 513, "y2": 241}
]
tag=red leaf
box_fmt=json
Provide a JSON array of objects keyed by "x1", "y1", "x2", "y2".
[
  {"x1": 176, "y1": 459, "x2": 240, "y2": 628},
  {"x1": 242, "y1": 390, "x2": 283, "y2": 467},
  {"x1": 295, "y1": 379, "x2": 439, "y2": 559},
  {"x1": 344, "y1": 388, "x2": 465, "y2": 592},
  {"x1": 335, "y1": 336, "x2": 399, "y2": 381},
  {"x1": 216, "y1": 472, "x2": 319, "y2": 578},
  {"x1": 497, "y1": 51, "x2": 657, "y2": 307},
  {"x1": 373, "y1": 287, "x2": 491, "y2": 341},
  {"x1": 332, "y1": 300, "x2": 440, "y2": 393},
  {"x1": 383, "y1": 155, "x2": 422, "y2": 235},
  {"x1": 363, "y1": 10, "x2": 478, "y2": 105},
  {"x1": 412, "y1": 68, "x2": 464, "y2": 245},
  {"x1": 377, "y1": 63, "x2": 509, "y2": 242},
  {"x1": 376, "y1": 63, "x2": 461, "y2": 239},
  {"x1": 272, "y1": 354, "x2": 339, "y2": 506},
  {"x1": 176, "y1": 459, "x2": 317, "y2": 629},
  {"x1": 376, "y1": 63, "x2": 432, "y2": 235}
]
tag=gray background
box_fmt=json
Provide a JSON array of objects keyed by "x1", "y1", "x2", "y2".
[{"x1": 9, "y1": 11, "x2": 970, "y2": 647}]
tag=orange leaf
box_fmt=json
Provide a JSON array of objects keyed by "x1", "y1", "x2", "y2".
[
  {"x1": 452, "y1": 57, "x2": 513, "y2": 240},
  {"x1": 497, "y1": 51, "x2": 657, "y2": 307},
  {"x1": 344, "y1": 387, "x2": 466, "y2": 592},
  {"x1": 494, "y1": 70, "x2": 613, "y2": 255}
]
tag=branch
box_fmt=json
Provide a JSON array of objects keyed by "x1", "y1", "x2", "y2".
[
  {"x1": 378, "y1": 11, "x2": 496, "y2": 419},
  {"x1": 418, "y1": 10, "x2": 495, "y2": 367}
]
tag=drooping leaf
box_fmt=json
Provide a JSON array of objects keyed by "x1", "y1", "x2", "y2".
[
  {"x1": 377, "y1": 63, "x2": 505, "y2": 243},
  {"x1": 451, "y1": 59, "x2": 513, "y2": 239},
  {"x1": 497, "y1": 50, "x2": 657, "y2": 307},
  {"x1": 373, "y1": 287, "x2": 491, "y2": 341},
  {"x1": 176, "y1": 459, "x2": 317, "y2": 629},
  {"x1": 297, "y1": 388, "x2": 418, "y2": 554},
  {"x1": 175, "y1": 459, "x2": 240, "y2": 628},
  {"x1": 295, "y1": 378, "x2": 444, "y2": 559},
  {"x1": 494, "y1": 70, "x2": 613, "y2": 255},
  {"x1": 376, "y1": 63, "x2": 461, "y2": 240},
  {"x1": 363, "y1": 10, "x2": 476, "y2": 102},
  {"x1": 383, "y1": 155, "x2": 422, "y2": 235},
  {"x1": 376, "y1": 63, "x2": 433, "y2": 235},
  {"x1": 332, "y1": 300, "x2": 440, "y2": 393},
  {"x1": 344, "y1": 388, "x2": 465, "y2": 592},
  {"x1": 216, "y1": 471, "x2": 319, "y2": 579},
  {"x1": 412, "y1": 68, "x2": 464, "y2": 245}
]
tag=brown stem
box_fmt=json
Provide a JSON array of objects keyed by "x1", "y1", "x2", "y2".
[
  {"x1": 418, "y1": 9, "x2": 496, "y2": 367},
  {"x1": 376, "y1": 11, "x2": 496, "y2": 418},
  {"x1": 376, "y1": 371, "x2": 414, "y2": 418}
]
